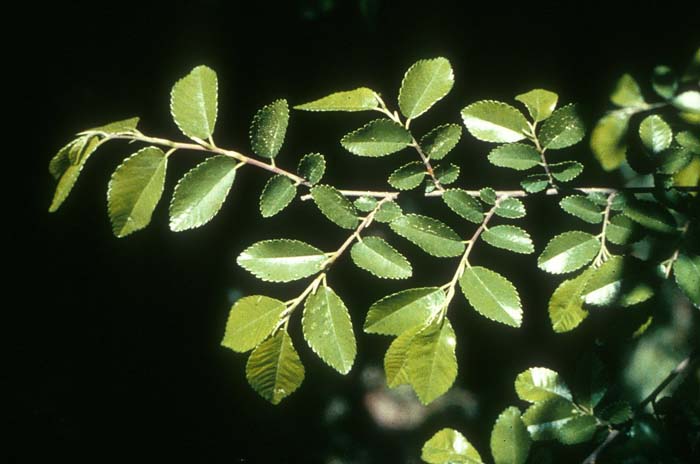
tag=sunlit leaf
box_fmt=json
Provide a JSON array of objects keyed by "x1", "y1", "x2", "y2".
[
  {"x1": 351, "y1": 236, "x2": 412, "y2": 279},
  {"x1": 516, "y1": 89, "x2": 558, "y2": 122},
  {"x1": 482, "y1": 225, "x2": 534, "y2": 254},
  {"x1": 491, "y1": 406, "x2": 531, "y2": 464},
  {"x1": 170, "y1": 65, "x2": 218, "y2": 140},
  {"x1": 341, "y1": 119, "x2": 412, "y2": 156},
  {"x1": 610, "y1": 74, "x2": 645, "y2": 108},
  {"x1": 302, "y1": 285, "x2": 356, "y2": 374},
  {"x1": 672, "y1": 91, "x2": 700, "y2": 113},
  {"x1": 259, "y1": 175, "x2": 296, "y2": 218},
  {"x1": 48, "y1": 135, "x2": 102, "y2": 212},
  {"x1": 559, "y1": 196, "x2": 602, "y2": 224},
  {"x1": 442, "y1": 189, "x2": 484, "y2": 223},
  {"x1": 422, "y1": 428, "x2": 484, "y2": 464},
  {"x1": 294, "y1": 87, "x2": 379, "y2": 111},
  {"x1": 310, "y1": 184, "x2": 359, "y2": 229},
  {"x1": 550, "y1": 161, "x2": 583, "y2": 182},
  {"x1": 246, "y1": 330, "x2": 304, "y2": 404},
  {"x1": 556, "y1": 415, "x2": 598, "y2": 444},
  {"x1": 495, "y1": 197, "x2": 526, "y2": 219},
  {"x1": 354, "y1": 196, "x2": 377, "y2": 212},
  {"x1": 539, "y1": 104, "x2": 585, "y2": 149},
  {"x1": 421, "y1": 124, "x2": 462, "y2": 160},
  {"x1": 250, "y1": 99, "x2": 289, "y2": 159},
  {"x1": 606, "y1": 214, "x2": 643, "y2": 245},
  {"x1": 676, "y1": 131, "x2": 700, "y2": 154},
  {"x1": 520, "y1": 174, "x2": 550, "y2": 193},
  {"x1": 582, "y1": 256, "x2": 654, "y2": 307},
  {"x1": 461, "y1": 101, "x2": 529, "y2": 143},
  {"x1": 521, "y1": 397, "x2": 578, "y2": 441},
  {"x1": 85, "y1": 116, "x2": 140, "y2": 135},
  {"x1": 384, "y1": 326, "x2": 421, "y2": 388},
  {"x1": 673, "y1": 253, "x2": 700, "y2": 306},
  {"x1": 374, "y1": 200, "x2": 403, "y2": 223},
  {"x1": 388, "y1": 161, "x2": 425, "y2": 190},
  {"x1": 591, "y1": 112, "x2": 630, "y2": 171},
  {"x1": 537, "y1": 231, "x2": 600, "y2": 274},
  {"x1": 459, "y1": 266, "x2": 523, "y2": 327},
  {"x1": 639, "y1": 115, "x2": 672, "y2": 154},
  {"x1": 515, "y1": 367, "x2": 572, "y2": 403},
  {"x1": 488, "y1": 143, "x2": 541, "y2": 171},
  {"x1": 548, "y1": 269, "x2": 593, "y2": 333},
  {"x1": 237, "y1": 239, "x2": 327, "y2": 282},
  {"x1": 222, "y1": 295, "x2": 286, "y2": 352},
  {"x1": 364, "y1": 287, "x2": 446, "y2": 335},
  {"x1": 390, "y1": 214, "x2": 465, "y2": 257},
  {"x1": 108, "y1": 146, "x2": 167, "y2": 237},
  {"x1": 169, "y1": 155, "x2": 237, "y2": 231},
  {"x1": 399, "y1": 57, "x2": 454, "y2": 119},
  {"x1": 406, "y1": 319, "x2": 458, "y2": 404}
]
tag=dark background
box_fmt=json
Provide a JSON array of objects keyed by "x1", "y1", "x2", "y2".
[{"x1": 13, "y1": 1, "x2": 699, "y2": 462}]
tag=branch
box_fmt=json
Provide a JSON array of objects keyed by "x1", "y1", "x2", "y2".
[{"x1": 581, "y1": 349, "x2": 699, "y2": 464}]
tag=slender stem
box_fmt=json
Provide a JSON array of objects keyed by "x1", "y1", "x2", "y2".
[
  {"x1": 424, "y1": 186, "x2": 700, "y2": 198},
  {"x1": 594, "y1": 192, "x2": 616, "y2": 267},
  {"x1": 300, "y1": 189, "x2": 399, "y2": 201},
  {"x1": 581, "y1": 349, "x2": 699, "y2": 464},
  {"x1": 526, "y1": 121, "x2": 557, "y2": 191},
  {"x1": 662, "y1": 221, "x2": 690, "y2": 278}
]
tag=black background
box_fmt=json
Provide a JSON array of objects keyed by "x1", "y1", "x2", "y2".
[{"x1": 13, "y1": 1, "x2": 699, "y2": 462}]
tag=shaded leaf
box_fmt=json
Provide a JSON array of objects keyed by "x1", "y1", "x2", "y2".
[
  {"x1": 108, "y1": 146, "x2": 167, "y2": 237},
  {"x1": 170, "y1": 65, "x2": 218, "y2": 140},
  {"x1": 374, "y1": 200, "x2": 403, "y2": 223},
  {"x1": 434, "y1": 163, "x2": 460, "y2": 185},
  {"x1": 341, "y1": 119, "x2": 412, "y2": 156},
  {"x1": 550, "y1": 161, "x2": 584, "y2": 182},
  {"x1": 460, "y1": 266, "x2": 523, "y2": 327},
  {"x1": 310, "y1": 185, "x2": 359, "y2": 229},
  {"x1": 515, "y1": 367, "x2": 572, "y2": 403},
  {"x1": 49, "y1": 136, "x2": 101, "y2": 212},
  {"x1": 406, "y1": 319, "x2": 458, "y2": 404},
  {"x1": 537, "y1": 231, "x2": 600, "y2": 274},
  {"x1": 461, "y1": 101, "x2": 529, "y2": 143},
  {"x1": 259, "y1": 175, "x2": 296, "y2": 218},
  {"x1": 294, "y1": 88, "x2": 379, "y2": 112},
  {"x1": 442, "y1": 189, "x2": 484, "y2": 223},
  {"x1": 250, "y1": 99, "x2": 289, "y2": 159},
  {"x1": 548, "y1": 269, "x2": 592, "y2": 333},
  {"x1": 390, "y1": 214, "x2": 465, "y2": 257},
  {"x1": 85, "y1": 116, "x2": 140, "y2": 135},
  {"x1": 364, "y1": 287, "x2": 446, "y2": 335},
  {"x1": 606, "y1": 214, "x2": 643, "y2": 245},
  {"x1": 520, "y1": 174, "x2": 550, "y2": 193},
  {"x1": 422, "y1": 428, "x2": 484, "y2": 464},
  {"x1": 354, "y1": 196, "x2": 377, "y2": 212},
  {"x1": 676, "y1": 131, "x2": 700, "y2": 154},
  {"x1": 623, "y1": 199, "x2": 677, "y2": 234},
  {"x1": 479, "y1": 187, "x2": 497, "y2": 205},
  {"x1": 539, "y1": 104, "x2": 585, "y2": 149},
  {"x1": 516, "y1": 89, "x2": 558, "y2": 122},
  {"x1": 559, "y1": 196, "x2": 602, "y2": 224},
  {"x1": 388, "y1": 161, "x2": 425, "y2": 190},
  {"x1": 169, "y1": 155, "x2": 237, "y2": 231},
  {"x1": 673, "y1": 254, "x2": 700, "y2": 306},
  {"x1": 399, "y1": 57, "x2": 454, "y2": 119},
  {"x1": 591, "y1": 112, "x2": 630, "y2": 171},
  {"x1": 599, "y1": 401, "x2": 632, "y2": 425},
  {"x1": 521, "y1": 397, "x2": 578, "y2": 441},
  {"x1": 582, "y1": 256, "x2": 654, "y2": 307},
  {"x1": 639, "y1": 115, "x2": 672, "y2": 154},
  {"x1": 351, "y1": 236, "x2": 412, "y2": 279},
  {"x1": 302, "y1": 286, "x2": 356, "y2": 374},
  {"x1": 651, "y1": 65, "x2": 677, "y2": 99},
  {"x1": 421, "y1": 124, "x2": 462, "y2": 160},
  {"x1": 246, "y1": 330, "x2": 304, "y2": 404},
  {"x1": 384, "y1": 326, "x2": 421, "y2": 388},
  {"x1": 574, "y1": 353, "x2": 608, "y2": 410},
  {"x1": 659, "y1": 147, "x2": 693, "y2": 175},
  {"x1": 237, "y1": 239, "x2": 327, "y2": 282},
  {"x1": 557, "y1": 415, "x2": 597, "y2": 444},
  {"x1": 610, "y1": 74, "x2": 645, "y2": 107},
  {"x1": 482, "y1": 225, "x2": 534, "y2": 254},
  {"x1": 488, "y1": 143, "x2": 541, "y2": 171},
  {"x1": 222, "y1": 295, "x2": 286, "y2": 352},
  {"x1": 491, "y1": 406, "x2": 531, "y2": 464},
  {"x1": 297, "y1": 152, "x2": 326, "y2": 184},
  {"x1": 495, "y1": 197, "x2": 526, "y2": 219}
]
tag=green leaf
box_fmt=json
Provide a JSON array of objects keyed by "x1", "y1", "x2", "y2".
[
  {"x1": 461, "y1": 101, "x2": 529, "y2": 143},
  {"x1": 434, "y1": 163, "x2": 460, "y2": 185},
  {"x1": 639, "y1": 115, "x2": 672, "y2": 154},
  {"x1": 515, "y1": 367, "x2": 573, "y2": 403},
  {"x1": 107, "y1": 146, "x2": 167, "y2": 237},
  {"x1": 599, "y1": 401, "x2": 633, "y2": 425},
  {"x1": 550, "y1": 161, "x2": 584, "y2": 182},
  {"x1": 259, "y1": 175, "x2": 296, "y2": 218},
  {"x1": 482, "y1": 225, "x2": 534, "y2": 254},
  {"x1": 48, "y1": 135, "x2": 101, "y2": 212},
  {"x1": 297, "y1": 153, "x2": 326, "y2": 184},
  {"x1": 364, "y1": 287, "x2": 446, "y2": 335},
  {"x1": 246, "y1": 330, "x2": 304, "y2": 404},
  {"x1": 515, "y1": 89, "x2": 559, "y2": 122},
  {"x1": 652, "y1": 65, "x2": 677, "y2": 99},
  {"x1": 250, "y1": 99, "x2": 289, "y2": 159},
  {"x1": 459, "y1": 266, "x2": 523, "y2": 327},
  {"x1": 294, "y1": 88, "x2": 379, "y2": 112},
  {"x1": 672, "y1": 91, "x2": 700, "y2": 113},
  {"x1": 487, "y1": 143, "x2": 541, "y2": 170},
  {"x1": 538, "y1": 231, "x2": 600, "y2": 274},
  {"x1": 388, "y1": 162, "x2": 425, "y2": 190},
  {"x1": 398, "y1": 57, "x2": 454, "y2": 119},
  {"x1": 682, "y1": 48, "x2": 700, "y2": 83},
  {"x1": 310, "y1": 185, "x2": 359, "y2": 229},
  {"x1": 237, "y1": 239, "x2": 327, "y2": 282},
  {"x1": 539, "y1": 104, "x2": 585, "y2": 150},
  {"x1": 222, "y1": 295, "x2": 286, "y2": 352},
  {"x1": 442, "y1": 190, "x2": 484, "y2": 223},
  {"x1": 590, "y1": 112, "x2": 631, "y2": 171},
  {"x1": 480, "y1": 187, "x2": 497, "y2": 205},
  {"x1": 354, "y1": 196, "x2": 377, "y2": 212},
  {"x1": 351, "y1": 236, "x2": 412, "y2": 279},
  {"x1": 676, "y1": 131, "x2": 700, "y2": 154},
  {"x1": 548, "y1": 269, "x2": 593, "y2": 333},
  {"x1": 374, "y1": 200, "x2": 403, "y2": 223},
  {"x1": 660, "y1": 147, "x2": 694, "y2": 175},
  {"x1": 559, "y1": 196, "x2": 602, "y2": 224},
  {"x1": 422, "y1": 428, "x2": 484, "y2": 464},
  {"x1": 556, "y1": 415, "x2": 598, "y2": 444},
  {"x1": 606, "y1": 214, "x2": 642, "y2": 245},
  {"x1": 384, "y1": 326, "x2": 420, "y2": 388},
  {"x1": 406, "y1": 319, "x2": 458, "y2": 404},
  {"x1": 421, "y1": 124, "x2": 462, "y2": 160},
  {"x1": 490, "y1": 406, "x2": 531, "y2": 464},
  {"x1": 520, "y1": 174, "x2": 550, "y2": 193},
  {"x1": 610, "y1": 74, "x2": 645, "y2": 107},
  {"x1": 169, "y1": 155, "x2": 237, "y2": 231},
  {"x1": 302, "y1": 285, "x2": 356, "y2": 374},
  {"x1": 574, "y1": 353, "x2": 608, "y2": 410},
  {"x1": 521, "y1": 397, "x2": 578, "y2": 441},
  {"x1": 582, "y1": 256, "x2": 654, "y2": 307},
  {"x1": 495, "y1": 197, "x2": 526, "y2": 219},
  {"x1": 623, "y1": 199, "x2": 677, "y2": 234},
  {"x1": 390, "y1": 214, "x2": 465, "y2": 257},
  {"x1": 341, "y1": 119, "x2": 412, "y2": 157},
  {"x1": 170, "y1": 65, "x2": 218, "y2": 140},
  {"x1": 85, "y1": 116, "x2": 140, "y2": 135},
  {"x1": 672, "y1": 254, "x2": 700, "y2": 306}
]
